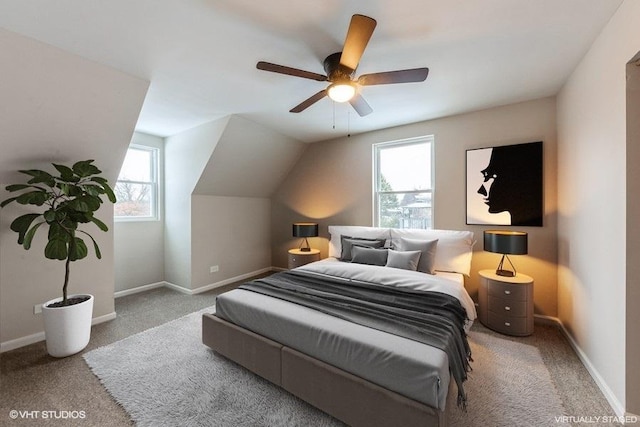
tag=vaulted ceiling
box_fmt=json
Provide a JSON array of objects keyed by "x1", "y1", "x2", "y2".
[{"x1": 0, "y1": 0, "x2": 623, "y2": 143}]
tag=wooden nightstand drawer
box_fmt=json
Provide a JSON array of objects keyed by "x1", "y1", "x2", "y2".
[
  {"x1": 487, "y1": 296, "x2": 528, "y2": 317},
  {"x1": 486, "y1": 280, "x2": 528, "y2": 301},
  {"x1": 478, "y1": 270, "x2": 534, "y2": 336},
  {"x1": 288, "y1": 249, "x2": 320, "y2": 269},
  {"x1": 487, "y1": 312, "x2": 529, "y2": 335}
]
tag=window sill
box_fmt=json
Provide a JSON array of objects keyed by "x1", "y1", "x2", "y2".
[{"x1": 114, "y1": 217, "x2": 160, "y2": 223}]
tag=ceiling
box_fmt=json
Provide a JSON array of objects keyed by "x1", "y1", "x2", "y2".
[{"x1": 0, "y1": 0, "x2": 623, "y2": 143}]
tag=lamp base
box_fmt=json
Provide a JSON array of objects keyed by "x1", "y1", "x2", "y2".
[{"x1": 496, "y1": 269, "x2": 515, "y2": 277}]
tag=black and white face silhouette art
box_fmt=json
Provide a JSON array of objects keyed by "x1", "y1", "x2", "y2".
[{"x1": 467, "y1": 141, "x2": 543, "y2": 226}]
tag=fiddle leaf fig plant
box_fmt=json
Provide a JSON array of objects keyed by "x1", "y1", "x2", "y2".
[{"x1": 0, "y1": 160, "x2": 116, "y2": 306}]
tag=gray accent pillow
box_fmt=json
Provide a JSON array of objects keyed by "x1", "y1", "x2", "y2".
[
  {"x1": 350, "y1": 245, "x2": 389, "y2": 266},
  {"x1": 395, "y1": 238, "x2": 438, "y2": 274},
  {"x1": 385, "y1": 249, "x2": 422, "y2": 271},
  {"x1": 340, "y1": 236, "x2": 386, "y2": 261}
]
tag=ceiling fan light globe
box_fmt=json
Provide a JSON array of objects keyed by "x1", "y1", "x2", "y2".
[{"x1": 328, "y1": 83, "x2": 356, "y2": 102}]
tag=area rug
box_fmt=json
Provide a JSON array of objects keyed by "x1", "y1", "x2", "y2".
[
  {"x1": 84, "y1": 307, "x2": 566, "y2": 427},
  {"x1": 447, "y1": 330, "x2": 567, "y2": 426}
]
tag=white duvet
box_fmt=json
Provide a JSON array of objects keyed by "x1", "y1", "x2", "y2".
[{"x1": 296, "y1": 258, "x2": 477, "y2": 330}]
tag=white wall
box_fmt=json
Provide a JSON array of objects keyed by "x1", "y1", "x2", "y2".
[
  {"x1": 165, "y1": 115, "x2": 304, "y2": 291},
  {"x1": 194, "y1": 116, "x2": 307, "y2": 197},
  {"x1": 626, "y1": 52, "x2": 640, "y2": 415},
  {"x1": 0, "y1": 29, "x2": 148, "y2": 348},
  {"x1": 189, "y1": 116, "x2": 305, "y2": 289},
  {"x1": 556, "y1": 0, "x2": 640, "y2": 415},
  {"x1": 114, "y1": 132, "x2": 165, "y2": 292},
  {"x1": 191, "y1": 196, "x2": 271, "y2": 289},
  {"x1": 164, "y1": 117, "x2": 229, "y2": 289},
  {"x1": 272, "y1": 97, "x2": 558, "y2": 315}
]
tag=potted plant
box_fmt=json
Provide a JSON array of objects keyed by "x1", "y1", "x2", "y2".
[{"x1": 1, "y1": 160, "x2": 115, "y2": 357}]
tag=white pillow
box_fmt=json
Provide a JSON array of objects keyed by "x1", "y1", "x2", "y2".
[
  {"x1": 390, "y1": 228, "x2": 475, "y2": 276},
  {"x1": 328, "y1": 226, "x2": 391, "y2": 258}
]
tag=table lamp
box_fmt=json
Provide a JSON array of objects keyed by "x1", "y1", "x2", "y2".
[
  {"x1": 483, "y1": 230, "x2": 528, "y2": 277},
  {"x1": 292, "y1": 222, "x2": 318, "y2": 252}
]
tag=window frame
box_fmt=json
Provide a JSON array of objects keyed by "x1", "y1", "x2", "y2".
[
  {"x1": 114, "y1": 144, "x2": 160, "y2": 222},
  {"x1": 372, "y1": 136, "x2": 435, "y2": 229}
]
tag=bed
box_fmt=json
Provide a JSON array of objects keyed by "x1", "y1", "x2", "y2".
[{"x1": 202, "y1": 226, "x2": 476, "y2": 427}]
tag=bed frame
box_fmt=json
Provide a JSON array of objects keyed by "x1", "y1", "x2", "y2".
[{"x1": 202, "y1": 313, "x2": 449, "y2": 427}]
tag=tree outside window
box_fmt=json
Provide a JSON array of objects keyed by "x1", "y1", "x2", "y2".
[
  {"x1": 374, "y1": 137, "x2": 433, "y2": 229},
  {"x1": 114, "y1": 146, "x2": 158, "y2": 220}
]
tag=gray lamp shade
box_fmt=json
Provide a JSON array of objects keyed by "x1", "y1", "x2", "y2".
[
  {"x1": 292, "y1": 223, "x2": 318, "y2": 238},
  {"x1": 484, "y1": 230, "x2": 528, "y2": 255}
]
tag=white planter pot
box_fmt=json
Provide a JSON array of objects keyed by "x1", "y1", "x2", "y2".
[{"x1": 41, "y1": 294, "x2": 94, "y2": 358}]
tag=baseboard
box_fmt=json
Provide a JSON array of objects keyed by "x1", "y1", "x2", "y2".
[
  {"x1": 539, "y1": 315, "x2": 626, "y2": 418},
  {"x1": 114, "y1": 281, "x2": 166, "y2": 298},
  {"x1": 116, "y1": 267, "x2": 276, "y2": 298},
  {"x1": 533, "y1": 313, "x2": 562, "y2": 326},
  {"x1": 163, "y1": 281, "x2": 192, "y2": 295},
  {"x1": 93, "y1": 311, "x2": 117, "y2": 326},
  {"x1": 0, "y1": 331, "x2": 45, "y2": 353},
  {"x1": 191, "y1": 267, "x2": 274, "y2": 295},
  {"x1": 0, "y1": 311, "x2": 116, "y2": 353},
  {"x1": 160, "y1": 267, "x2": 276, "y2": 296}
]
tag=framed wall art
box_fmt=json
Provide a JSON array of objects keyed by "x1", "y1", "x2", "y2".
[{"x1": 466, "y1": 141, "x2": 543, "y2": 226}]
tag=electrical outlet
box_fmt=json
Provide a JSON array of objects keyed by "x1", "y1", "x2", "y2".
[
  {"x1": 210, "y1": 265, "x2": 219, "y2": 273},
  {"x1": 34, "y1": 304, "x2": 42, "y2": 314}
]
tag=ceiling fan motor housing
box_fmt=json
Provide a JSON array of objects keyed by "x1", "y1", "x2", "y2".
[{"x1": 323, "y1": 52, "x2": 354, "y2": 82}]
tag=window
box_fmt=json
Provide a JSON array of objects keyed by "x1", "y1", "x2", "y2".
[
  {"x1": 114, "y1": 145, "x2": 159, "y2": 220},
  {"x1": 373, "y1": 136, "x2": 433, "y2": 229}
]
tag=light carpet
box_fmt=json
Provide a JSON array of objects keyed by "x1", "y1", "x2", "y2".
[{"x1": 84, "y1": 307, "x2": 566, "y2": 427}]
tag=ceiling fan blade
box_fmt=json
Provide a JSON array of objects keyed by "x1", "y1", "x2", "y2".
[
  {"x1": 257, "y1": 61, "x2": 327, "y2": 82},
  {"x1": 349, "y1": 93, "x2": 373, "y2": 117},
  {"x1": 358, "y1": 68, "x2": 429, "y2": 86},
  {"x1": 340, "y1": 14, "x2": 377, "y2": 72},
  {"x1": 290, "y1": 90, "x2": 328, "y2": 113}
]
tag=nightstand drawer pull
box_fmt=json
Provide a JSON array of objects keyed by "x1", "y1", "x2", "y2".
[
  {"x1": 486, "y1": 311, "x2": 530, "y2": 336},
  {"x1": 486, "y1": 279, "x2": 528, "y2": 300},
  {"x1": 504, "y1": 306, "x2": 511, "y2": 311}
]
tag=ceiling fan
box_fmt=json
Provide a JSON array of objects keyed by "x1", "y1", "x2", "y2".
[{"x1": 256, "y1": 14, "x2": 429, "y2": 117}]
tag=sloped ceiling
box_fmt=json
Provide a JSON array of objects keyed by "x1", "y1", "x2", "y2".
[
  {"x1": 0, "y1": 0, "x2": 623, "y2": 143},
  {"x1": 193, "y1": 116, "x2": 306, "y2": 197},
  {"x1": 0, "y1": 29, "x2": 149, "y2": 184}
]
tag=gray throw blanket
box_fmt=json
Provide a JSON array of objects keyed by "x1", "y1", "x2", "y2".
[{"x1": 239, "y1": 269, "x2": 472, "y2": 408}]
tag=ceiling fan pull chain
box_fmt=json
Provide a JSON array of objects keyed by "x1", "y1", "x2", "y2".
[
  {"x1": 347, "y1": 110, "x2": 351, "y2": 138},
  {"x1": 332, "y1": 101, "x2": 336, "y2": 129}
]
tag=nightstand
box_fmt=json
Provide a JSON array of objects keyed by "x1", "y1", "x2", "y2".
[
  {"x1": 288, "y1": 249, "x2": 320, "y2": 269},
  {"x1": 478, "y1": 269, "x2": 534, "y2": 336}
]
